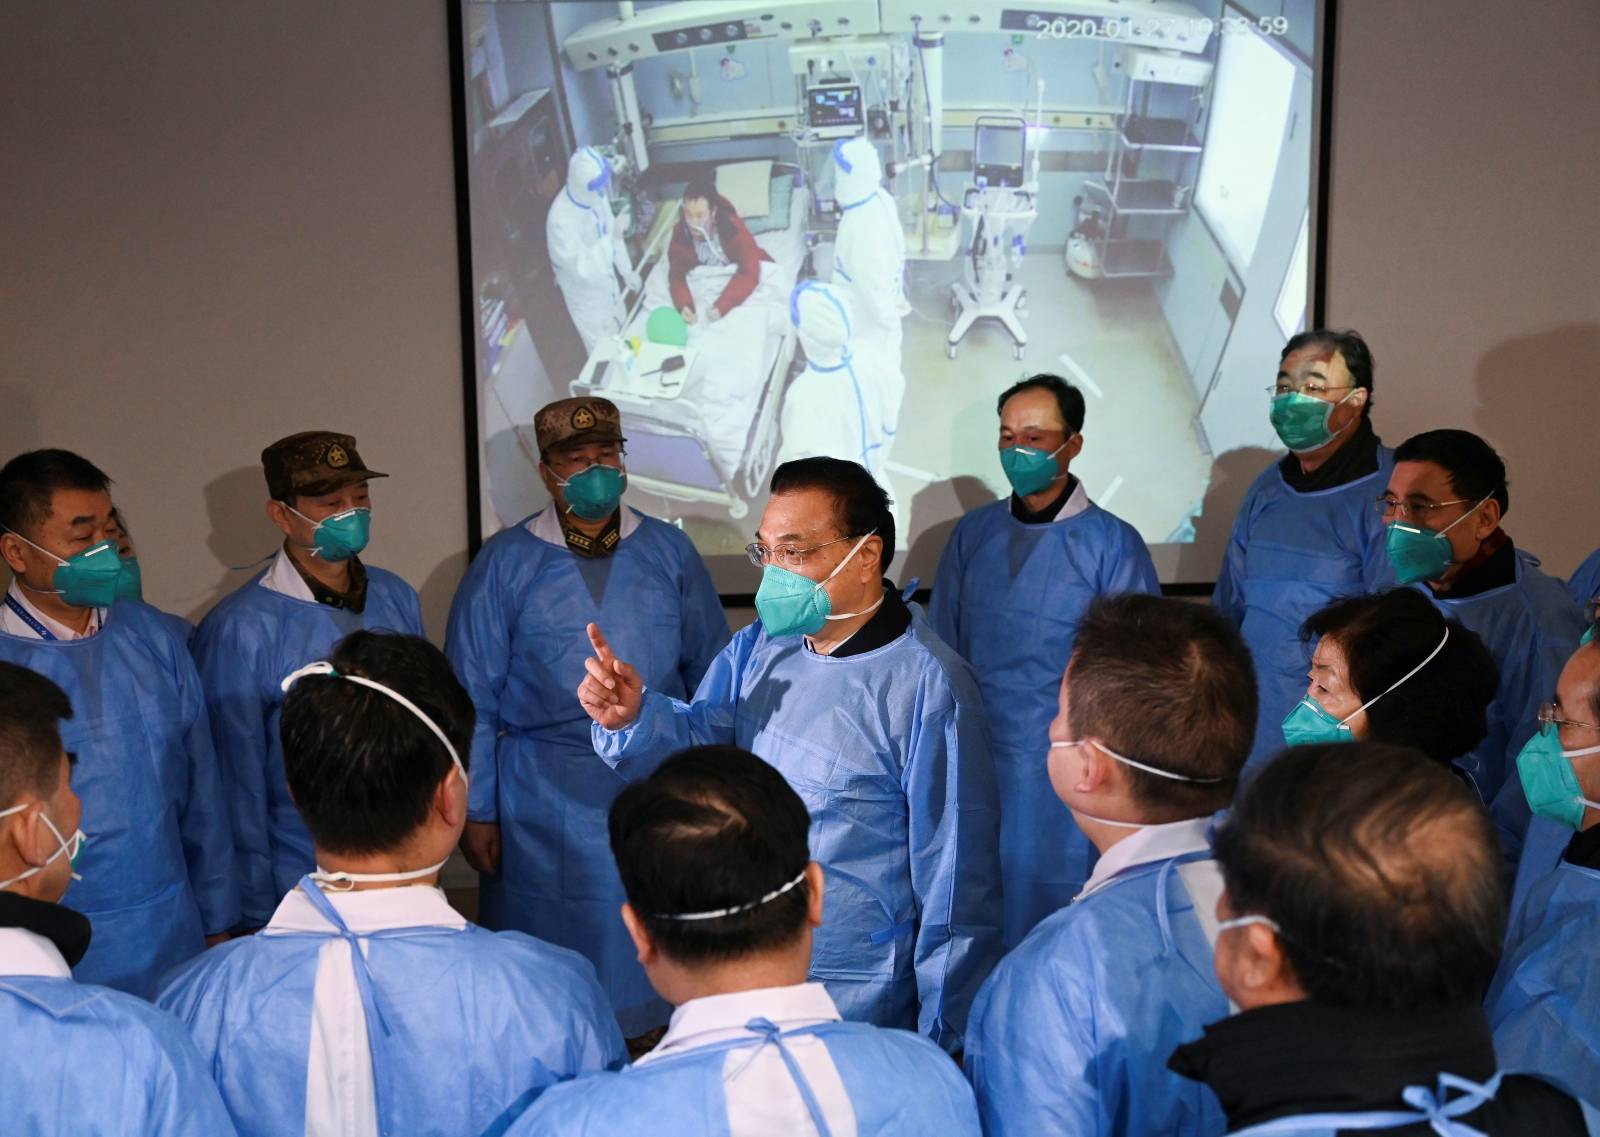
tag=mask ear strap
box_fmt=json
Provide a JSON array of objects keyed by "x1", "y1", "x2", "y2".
[{"x1": 1343, "y1": 626, "x2": 1450, "y2": 723}]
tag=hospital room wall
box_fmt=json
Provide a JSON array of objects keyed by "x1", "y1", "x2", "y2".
[{"x1": 3, "y1": 0, "x2": 1598, "y2": 638}]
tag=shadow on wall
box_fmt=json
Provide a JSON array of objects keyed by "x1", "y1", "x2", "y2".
[
  {"x1": 901, "y1": 475, "x2": 1001, "y2": 588},
  {"x1": 1171, "y1": 446, "x2": 1279, "y2": 584},
  {"x1": 1472, "y1": 323, "x2": 1600, "y2": 576},
  {"x1": 419, "y1": 549, "x2": 471, "y2": 644},
  {"x1": 191, "y1": 466, "x2": 279, "y2": 622},
  {"x1": 0, "y1": 385, "x2": 42, "y2": 592}
]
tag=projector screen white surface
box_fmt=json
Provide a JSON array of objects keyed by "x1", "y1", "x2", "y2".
[{"x1": 456, "y1": 0, "x2": 1329, "y2": 592}]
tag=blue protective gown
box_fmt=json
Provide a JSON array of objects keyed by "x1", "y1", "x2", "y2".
[
  {"x1": 964, "y1": 854, "x2": 1227, "y2": 1137},
  {"x1": 446, "y1": 508, "x2": 727, "y2": 1036},
  {"x1": 1215, "y1": 1082, "x2": 1600, "y2": 1136},
  {"x1": 1, "y1": 972, "x2": 239, "y2": 1136},
  {"x1": 1416, "y1": 550, "x2": 1584, "y2": 856},
  {"x1": 929, "y1": 491, "x2": 1160, "y2": 946},
  {"x1": 156, "y1": 882, "x2": 626, "y2": 1137},
  {"x1": 191, "y1": 564, "x2": 424, "y2": 927},
  {"x1": 1213, "y1": 454, "x2": 1395, "y2": 769},
  {"x1": 592, "y1": 608, "x2": 1003, "y2": 1052},
  {"x1": 503, "y1": 1020, "x2": 981, "y2": 1136},
  {"x1": 1506, "y1": 815, "x2": 1570, "y2": 956},
  {"x1": 0, "y1": 602, "x2": 238, "y2": 997},
  {"x1": 1487, "y1": 857, "x2": 1600, "y2": 1096},
  {"x1": 1569, "y1": 546, "x2": 1600, "y2": 614}
]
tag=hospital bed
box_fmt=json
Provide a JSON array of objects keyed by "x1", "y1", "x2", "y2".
[{"x1": 571, "y1": 161, "x2": 812, "y2": 520}]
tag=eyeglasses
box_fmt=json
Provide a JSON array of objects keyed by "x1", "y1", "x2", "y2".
[
  {"x1": 1372, "y1": 495, "x2": 1474, "y2": 522},
  {"x1": 745, "y1": 534, "x2": 853, "y2": 570},
  {"x1": 1538, "y1": 702, "x2": 1600, "y2": 733},
  {"x1": 1266, "y1": 380, "x2": 1353, "y2": 398}
]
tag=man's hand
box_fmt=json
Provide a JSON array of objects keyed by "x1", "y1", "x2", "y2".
[
  {"x1": 707, "y1": 306, "x2": 723, "y2": 323},
  {"x1": 461, "y1": 820, "x2": 502, "y2": 877},
  {"x1": 577, "y1": 622, "x2": 645, "y2": 731},
  {"x1": 623, "y1": 267, "x2": 643, "y2": 293},
  {"x1": 680, "y1": 305, "x2": 697, "y2": 325}
]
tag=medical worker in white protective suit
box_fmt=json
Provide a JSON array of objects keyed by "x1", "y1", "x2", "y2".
[
  {"x1": 830, "y1": 138, "x2": 907, "y2": 464},
  {"x1": 779, "y1": 280, "x2": 885, "y2": 477},
  {"x1": 547, "y1": 147, "x2": 641, "y2": 353}
]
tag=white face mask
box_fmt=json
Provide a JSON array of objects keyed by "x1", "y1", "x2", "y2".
[
  {"x1": 280, "y1": 661, "x2": 467, "y2": 888},
  {"x1": 0, "y1": 803, "x2": 85, "y2": 890}
]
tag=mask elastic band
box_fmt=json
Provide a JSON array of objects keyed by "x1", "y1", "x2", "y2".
[
  {"x1": 1051, "y1": 739, "x2": 1229, "y2": 784},
  {"x1": 653, "y1": 868, "x2": 807, "y2": 922},
  {"x1": 1331, "y1": 625, "x2": 1451, "y2": 729},
  {"x1": 280, "y1": 662, "x2": 466, "y2": 783},
  {"x1": 0, "y1": 803, "x2": 85, "y2": 888}
]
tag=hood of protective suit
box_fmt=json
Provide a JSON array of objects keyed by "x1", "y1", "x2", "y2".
[
  {"x1": 566, "y1": 146, "x2": 612, "y2": 208},
  {"x1": 833, "y1": 138, "x2": 883, "y2": 209},
  {"x1": 791, "y1": 280, "x2": 853, "y2": 369}
]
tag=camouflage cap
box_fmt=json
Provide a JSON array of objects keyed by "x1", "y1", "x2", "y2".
[
  {"x1": 535, "y1": 397, "x2": 626, "y2": 454},
  {"x1": 261, "y1": 431, "x2": 388, "y2": 501}
]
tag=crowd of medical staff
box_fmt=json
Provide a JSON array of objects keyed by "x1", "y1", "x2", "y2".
[{"x1": 3, "y1": 322, "x2": 1600, "y2": 1137}]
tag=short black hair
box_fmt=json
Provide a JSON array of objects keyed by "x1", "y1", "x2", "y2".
[
  {"x1": 769, "y1": 457, "x2": 895, "y2": 573},
  {"x1": 1281, "y1": 329, "x2": 1375, "y2": 416},
  {"x1": 1303, "y1": 589, "x2": 1499, "y2": 768},
  {"x1": 1215, "y1": 741, "x2": 1505, "y2": 1012},
  {"x1": 1393, "y1": 429, "x2": 1510, "y2": 517},
  {"x1": 0, "y1": 449, "x2": 112, "y2": 539},
  {"x1": 996, "y1": 374, "x2": 1086, "y2": 435},
  {"x1": 608, "y1": 745, "x2": 811, "y2": 963},
  {"x1": 0, "y1": 663, "x2": 74, "y2": 805},
  {"x1": 1066, "y1": 595, "x2": 1256, "y2": 818},
  {"x1": 683, "y1": 177, "x2": 717, "y2": 206},
  {"x1": 280, "y1": 631, "x2": 474, "y2": 856}
]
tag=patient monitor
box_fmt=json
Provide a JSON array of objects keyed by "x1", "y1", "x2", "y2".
[{"x1": 806, "y1": 83, "x2": 864, "y2": 139}]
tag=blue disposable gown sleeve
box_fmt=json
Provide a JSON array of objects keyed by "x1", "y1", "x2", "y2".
[
  {"x1": 675, "y1": 541, "x2": 731, "y2": 693},
  {"x1": 445, "y1": 551, "x2": 513, "y2": 823},
  {"x1": 172, "y1": 648, "x2": 240, "y2": 936},
  {"x1": 965, "y1": 951, "x2": 1099, "y2": 1136},
  {"x1": 142, "y1": 1006, "x2": 243, "y2": 1137},
  {"x1": 926, "y1": 522, "x2": 967, "y2": 651},
  {"x1": 1211, "y1": 493, "x2": 1252, "y2": 626},
  {"x1": 1102, "y1": 523, "x2": 1161, "y2": 596},
  {"x1": 906, "y1": 700, "x2": 1004, "y2": 1051},
  {"x1": 191, "y1": 614, "x2": 278, "y2": 925},
  {"x1": 592, "y1": 633, "x2": 746, "y2": 777}
]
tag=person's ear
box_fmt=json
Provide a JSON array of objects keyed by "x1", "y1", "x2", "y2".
[
  {"x1": 1065, "y1": 433, "x2": 1085, "y2": 463},
  {"x1": 1075, "y1": 740, "x2": 1112, "y2": 795},
  {"x1": 861, "y1": 534, "x2": 883, "y2": 578},
  {"x1": 1476, "y1": 496, "x2": 1502, "y2": 538},
  {"x1": 435, "y1": 768, "x2": 467, "y2": 829},
  {"x1": 265, "y1": 499, "x2": 294, "y2": 539},
  {"x1": 804, "y1": 861, "x2": 825, "y2": 929},
  {"x1": 0, "y1": 533, "x2": 28, "y2": 576},
  {"x1": 620, "y1": 903, "x2": 657, "y2": 965},
  {"x1": 4, "y1": 803, "x2": 47, "y2": 869}
]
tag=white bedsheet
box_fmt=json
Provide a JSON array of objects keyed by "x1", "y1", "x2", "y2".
[{"x1": 607, "y1": 184, "x2": 809, "y2": 480}]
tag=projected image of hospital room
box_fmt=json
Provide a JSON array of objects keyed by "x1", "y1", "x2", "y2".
[{"x1": 465, "y1": 1, "x2": 1318, "y2": 581}]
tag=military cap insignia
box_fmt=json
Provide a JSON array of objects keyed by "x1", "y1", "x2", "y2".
[
  {"x1": 326, "y1": 444, "x2": 349, "y2": 468},
  {"x1": 571, "y1": 406, "x2": 596, "y2": 431}
]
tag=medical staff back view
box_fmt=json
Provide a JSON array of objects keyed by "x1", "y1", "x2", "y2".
[
  {"x1": 580, "y1": 457, "x2": 1003, "y2": 1055},
  {"x1": 965, "y1": 595, "x2": 1256, "y2": 1137},
  {"x1": 0, "y1": 449, "x2": 238, "y2": 997},
  {"x1": 502, "y1": 745, "x2": 980, "y2": 1137},
  {"x1": 158, "y1": 631, "x2": 625, "y2": 1137},
  {"x1": 193, "y1": 430, "x2": 425, "y2": 931},
  {"x1": 0, "y1": 662, "x2": 239, "y2": 1137}
]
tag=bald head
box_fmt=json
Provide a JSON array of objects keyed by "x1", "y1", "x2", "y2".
[{"x1": 1215, "y1": 741, "x2": 1504, "y2": 1012}]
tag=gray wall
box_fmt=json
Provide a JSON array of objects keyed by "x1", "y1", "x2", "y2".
[{"x1": 2, "y1": 0, "x2": 1597, "y2": 636}]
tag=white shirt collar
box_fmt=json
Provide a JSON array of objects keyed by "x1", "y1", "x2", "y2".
[
  {"x1": 525, "y1": 504, "x2": 642, "y2": 549},
  {"x1": 0, "y1": 925, "x2": 73, "y2": 978},
  {"x1": 262, "y1": 883, "x2": 468, "y2": 936},
  {"x1": 1, "y1": 581, "x2": 101, "y2": 641},
  {"x1": 1011, "y1": 478, "x2": 1091, "y2": 524},
  {"x1": 1075, "y1": 815, "x2": 1213, "y2": 901},
  {"x1": 258, "y1": 546, "x2": 317, "y2": 602},
  {"x1": 637, "y1": 982, "x2": 841, "y2": 1066}
]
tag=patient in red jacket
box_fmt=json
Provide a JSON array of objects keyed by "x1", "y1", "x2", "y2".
[{"x1": 668, "y1": 177, "x2": 773, "y2": 325}]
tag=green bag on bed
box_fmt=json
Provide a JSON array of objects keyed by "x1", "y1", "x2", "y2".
[{"x1": 646, "y1": 305, "x2": 689, "y2": 347}]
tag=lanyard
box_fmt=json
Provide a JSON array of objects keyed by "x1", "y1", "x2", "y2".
[{"x1": 3, "y1": 593, "x2": 56, "y2": 641}]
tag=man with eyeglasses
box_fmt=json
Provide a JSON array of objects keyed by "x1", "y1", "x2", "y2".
[
  {"x1": 1214, "y1": 329, "x2": 1395, "y2": 769},
  {"x1": 446, "y1": 397, "x2": 727, "y2": 1046},
  {"x1": 930, "y1": 374, "x2": 1159, "y2": 946},
  {"x1": 1487, "y1": 636, "x2": 1600, "y2": 1098},
  {"x1": 1380, "y1": 429, "x2": 1583, "y2": 859},
  {"x1": 577, "y1": 456, "x2": 1002, "y2": 1055}
]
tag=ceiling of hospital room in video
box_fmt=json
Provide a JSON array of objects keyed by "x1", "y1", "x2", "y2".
[{"x1": 458, "y1": 0, "x2": 1325, "y2": 590}]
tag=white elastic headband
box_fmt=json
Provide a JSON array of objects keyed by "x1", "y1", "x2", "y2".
[
  {"x1": 1051, "y1": 738, "x2": 1229, "y2": 784},
  {"x1": 652, "y1": 868, "x2": 807, "y2": 922},
  {"x1": 280, "y1": 661, "x2": 466, "y2": 783},
  {"x1": 1335, "y1": 626, "x2": 1451, "y2": 727}
]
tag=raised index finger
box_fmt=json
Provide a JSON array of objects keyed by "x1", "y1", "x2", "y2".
[{"x1": 586, "y1": 622, "x2": 615, "y2": 663}]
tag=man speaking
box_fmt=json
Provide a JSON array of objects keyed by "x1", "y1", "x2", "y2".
[{"x1": 578, "y1": 457, "x2": 1002, "y2": 1054}]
